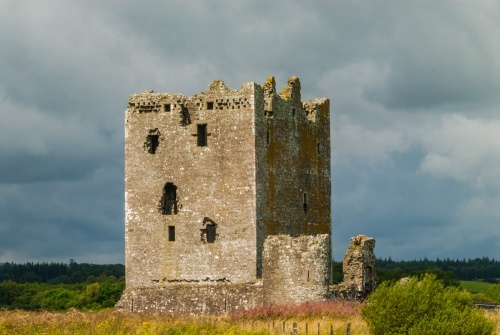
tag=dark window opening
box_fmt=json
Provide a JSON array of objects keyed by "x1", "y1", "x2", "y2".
[
  {"x1": 303, "y1": 192, "x2": 308, "y2": 214},
  {"x1": 266, "y1": 131, "x2": 270, "y2": 144},
  {"x1": 168, "y1": 226, "x2": 175, "y2": 241},
  {"x1": 162, "y1": 183, "x2": 177, "y2": 215},
  {"x1": 201, "y1": 217, "x2": 218, "y2": 243},
  {"x1": 207, "y1": 102, "x2": 214, "y2": 110},
  {"x1": 164, "y1": 104, "x2": 171, "y2": 112},
  {"x1": 145, "y1": 129, "x2": 160, "y2": 154},
  {"x1": 206, "y1": 224, "x2": 216, "y2": 243},
  {"x1": 197, "y1": 124, "x2": 208, "y2": 146},
  {"x1": 317, "y1": 142, "x2": 320, "y2": 154},
  {"x1": 292, "y1": 108, "x2": 296, "y2": 116},
  {"x1": 180, "y1": 106, "x2": 191, "y2": 126},
  {"x1": 147, "y1": 134, "x2": 159, "y2": 154}
]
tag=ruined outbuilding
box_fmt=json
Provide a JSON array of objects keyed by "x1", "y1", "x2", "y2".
[
  {"x1": 117, "y1": 77, "x2": 332, "y2": 314},
  {"x1": 331, "y1": 235, "x2": 376, "y2": 299}
]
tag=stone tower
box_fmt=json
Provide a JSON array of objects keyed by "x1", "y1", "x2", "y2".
[{"x1": 117, "y1": 77, "x2": 331, "y2": 314}]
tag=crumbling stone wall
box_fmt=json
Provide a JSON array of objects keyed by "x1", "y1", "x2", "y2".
[
  {"x1": 331, "y1": 235, "x2": 376, "y2": 299},
  {"x1": 263, "y1": 234, "x2": 331, "y2": 305}
]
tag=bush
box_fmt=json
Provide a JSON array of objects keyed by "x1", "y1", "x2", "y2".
[
  {"x1": 485, "y1": 284, "x2": 500, "y2": 303},
  {"x1": 361, "y1": 274, "x2": 494, "y2": 335}
]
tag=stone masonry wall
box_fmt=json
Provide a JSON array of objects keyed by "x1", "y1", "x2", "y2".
[
  {"x1": 117, "y1": 282, "x2": 263, "y2": 315},
  {"x1": 125, "y1": 81, "x2": 258, "y2": 286},
  {"x1": 262, "y1": 234, "x2": 331, "y2": 305},
  {"x1": 122, "y1": 77, "x2": 332, "y2": 314},
  {"x1": 255, "y1": 77, "x2": 331, "y2": 277}
]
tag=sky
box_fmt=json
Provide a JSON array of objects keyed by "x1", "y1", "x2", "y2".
[{"x1": 1, "y1": 0, "x2": 500, "y2": 264}]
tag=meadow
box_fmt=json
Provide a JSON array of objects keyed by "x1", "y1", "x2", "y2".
[{"x1": 0, "y1": 301, "x2": 499, "y2": 335}]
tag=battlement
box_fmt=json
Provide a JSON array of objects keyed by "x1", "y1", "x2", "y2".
[{"x1": 127, "y1": 77, "x2": 329, "y2": 125}]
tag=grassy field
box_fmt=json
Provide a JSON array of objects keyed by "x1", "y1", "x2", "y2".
[
  {"x1": 0, "y1": 305, "x2": 499, "y2": 335},
  {"x1": 461, "y1": 280, "x2": 494, "y2": 294}
]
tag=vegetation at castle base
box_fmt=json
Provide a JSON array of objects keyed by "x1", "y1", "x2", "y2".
[
  {"x1": 361, "y1": 274, "x2": 495, "y2": 335},
  {"x1": 1, "y1": 306, "x2": 499, "y2": 335},
  {"x1": 230, "y1": 300, "x2": 361, "y2": 321},
  {"x1": 0, "y1": 306, "x2": 369, "y2": 335}
]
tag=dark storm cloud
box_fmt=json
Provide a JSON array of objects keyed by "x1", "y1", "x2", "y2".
[{"x1": 1, "y1": 0, "x2": 500, "y2": 263}]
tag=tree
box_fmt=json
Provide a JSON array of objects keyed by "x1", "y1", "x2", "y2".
[{"x1": 361, "y1": 274, "x2": 494, "y2": 335}]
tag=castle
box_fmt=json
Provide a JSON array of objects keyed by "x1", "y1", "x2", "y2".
[{"x1": 117, "y1": 76, "x2": 332, "y2": 314}]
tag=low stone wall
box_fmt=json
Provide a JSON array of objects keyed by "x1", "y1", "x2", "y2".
[{"x1": 116, "y1": 282, "x2": 263, "y2": 315}]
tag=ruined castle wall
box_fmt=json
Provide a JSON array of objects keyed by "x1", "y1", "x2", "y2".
[
  {"x1": 262, "y1": 234, "x2": 331, "y2": 305},
  {"x1": 117, "y1": 282, "x2": 263, "y2": 315},
  {"x1": 255, "y1": 77, "x2": 331, "y2": 277},
  {"x1": 125, "y1": 81, "x2": 258, "y2": 287}
]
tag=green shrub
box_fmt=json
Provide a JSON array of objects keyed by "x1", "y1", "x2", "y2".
[
  {"x1": 485, "y1": 284, "x2": 500, "y2": 303},
  {"x1": 361, "y1": 274, "x2": 494, "y2": 335}
]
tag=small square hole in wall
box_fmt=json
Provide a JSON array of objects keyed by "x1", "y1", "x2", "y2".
[
  {"x1": 164, "y1": 104, "x2": 171, "y2": 112},
  {"x1": 207, "y1": 102, "x2": 214, "y2": 110},
  {"x1": 168, "y1": 226, "x2": 175, "y2": 241}
]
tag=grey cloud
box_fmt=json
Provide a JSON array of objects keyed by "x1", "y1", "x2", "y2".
[{"x1": 1, "y1": 0, "x2": 500, "y2": 263}]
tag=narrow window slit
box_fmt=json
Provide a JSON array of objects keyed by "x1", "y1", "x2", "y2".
[
  {"x1": 303, "y1": 192, "x2": 308, "y2": 214},
  {"x1": 168, "y1": 226, "x2": 175, "y2": 241}
]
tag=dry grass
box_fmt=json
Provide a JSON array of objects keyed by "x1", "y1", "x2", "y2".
[
  {"x1": 0, "y1": 306, "x2": 498, "y2": 335},
  {"x1": 485, "y1": 309, "x2": 500, "y2": 335}
]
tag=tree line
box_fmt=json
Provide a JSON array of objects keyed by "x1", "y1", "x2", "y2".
[
  {"x1": 375, "y1": 257, "x2": 500, "y2": 283},
  {"x1": 0, "y1": 260, "x2": 124, "y2": 311},
  {"x1": 0, "y1": 260, "x2": 124, "y2": 284},
  {"x1": 1, "y1": 257, "x2": 499, "y2": 311}
]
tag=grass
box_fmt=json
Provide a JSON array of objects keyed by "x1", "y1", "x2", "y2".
[
  {"x1": 461, "y1": 280, "x2": 494, "y2": 294},
  {"x1": 0, "y1": 302, "x2": 498, "y2": 335}
]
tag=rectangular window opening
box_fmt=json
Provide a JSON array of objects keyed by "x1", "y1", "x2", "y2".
[
  {"x1": 206, "y1": 224, "x2": 216, "y2": 243},
  {"x1": 317, "y1": 142, "x2": 320, "y2": 155},
  {"x1": 147, "y1": 134, "x2": 159, "y2": 154},
  {"x1": 168, "y1": 226, "x2": 175, "y2": 241},
  {"x1": 197, "y1": 124, "x2": 208, "y2": 147},
  {"x1": 266, "y1": 131, "x2": 270, "y2": 144},
  {"x1": 207, "y1": 102, "x2": 214, "y2": 110},
  {"x1": 162, "y1": 182, "x2": 177, "y2": 215},
  {"x1": 164, "y1": 104, "x2": 171, "y2": 112}
]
